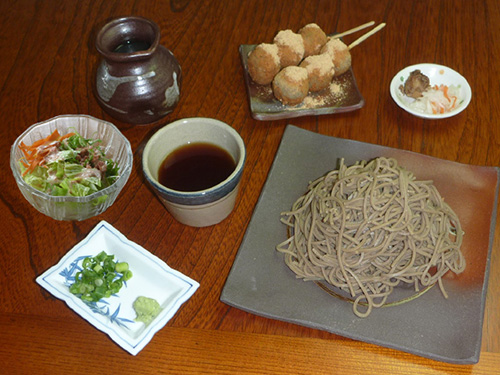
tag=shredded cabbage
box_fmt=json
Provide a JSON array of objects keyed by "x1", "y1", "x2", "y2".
[{"x1": 19, "y1": 131, "x2": 119, "y2": 197}]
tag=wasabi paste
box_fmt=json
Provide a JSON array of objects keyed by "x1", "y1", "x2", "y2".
[{"x1": 133, "y1": 296, "x2": 162, "y2": 325}]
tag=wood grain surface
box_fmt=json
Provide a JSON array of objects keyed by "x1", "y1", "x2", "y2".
[{"x1": 0, "y1": 0, "x2": 499, "y2": 374}]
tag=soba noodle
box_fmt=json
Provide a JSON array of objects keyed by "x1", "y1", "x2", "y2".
[{"x1": 276, "y1": 157, "x2": 465, "y2": 317}]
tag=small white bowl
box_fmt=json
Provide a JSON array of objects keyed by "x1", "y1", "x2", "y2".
[
  {"x1": 142, "y1": 117, "x2": 246, "y2": 227},
  {"x1": 390, "y1": 63, "x2": 472, "y2": 119}
]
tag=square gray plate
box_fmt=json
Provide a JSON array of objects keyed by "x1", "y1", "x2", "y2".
[{"x1": 221, "y1": 125, "x2": 499, "y2": 364}]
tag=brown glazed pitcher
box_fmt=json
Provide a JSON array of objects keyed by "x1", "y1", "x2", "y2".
[{"x1": 95, "y1": 16, "x2": 182, "y2": 125}]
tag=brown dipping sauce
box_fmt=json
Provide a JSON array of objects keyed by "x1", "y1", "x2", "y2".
[{"x1": 158, "y1": 142, "x2": 236, "y2": 192}]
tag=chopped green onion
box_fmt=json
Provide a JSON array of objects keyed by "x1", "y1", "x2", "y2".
[
  {"x1": 69, "y1": 251, "x2": 132, "y2": 302},
  {"x1": 122, "y1": 270, "x2": 133, "y2": 281},
  {"x1": 115, "y1": 262, "x2": 129, "y2": 273}
]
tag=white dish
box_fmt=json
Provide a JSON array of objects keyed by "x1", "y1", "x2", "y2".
[
  {"x1": 36, "y1": 221, "x2": 199, "y2": 355},
  {"x1": 390, "y1": 63, "x2": 471, "y2": 119}
]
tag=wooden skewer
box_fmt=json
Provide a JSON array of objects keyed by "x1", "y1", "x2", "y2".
[
  {"x1": 348, "y1": 22, "x2": 386, "y2": 49},
  {"x1": 333, "y1": 21, "x2": 375, "y2": 39}
]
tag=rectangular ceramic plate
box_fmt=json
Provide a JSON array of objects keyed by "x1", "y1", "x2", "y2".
[
  {"x1": 240, "y1": 44, "x2": 365, "y2": 121},
  {"x1": 36, "y1": 221, "x2": 199, "y2": 355},
  {"x1": 221, "y1": 125, "x2": 499, "y2": 364}
]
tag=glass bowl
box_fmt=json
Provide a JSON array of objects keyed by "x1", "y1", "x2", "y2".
[{"x1": 10, "y1": 115, "x2": 133, "y2": 221}]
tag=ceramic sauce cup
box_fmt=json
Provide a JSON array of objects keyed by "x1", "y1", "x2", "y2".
[{"x1": 142, "y1": 118, "x2": 246, "y2": 227}]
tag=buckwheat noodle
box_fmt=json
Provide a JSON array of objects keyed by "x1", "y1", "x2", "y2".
[{"x1": 276, "y1": 157, "x2": 465, "y2": 318}]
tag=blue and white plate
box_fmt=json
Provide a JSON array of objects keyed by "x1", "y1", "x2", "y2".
[{"x1": 36, "y1": 220, "x2": 199, "y2": 355}]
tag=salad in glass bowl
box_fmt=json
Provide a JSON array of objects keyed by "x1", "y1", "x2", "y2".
[{"x1": 10, "y1": 115, "x2": 133, "y2": 221}]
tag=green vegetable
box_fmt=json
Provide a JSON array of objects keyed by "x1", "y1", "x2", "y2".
[
  {"x1": 69, "y1": 251, "x2": 132, "y2": 302},
  {"x1": 19, "y1": 130, "x2": 120, "y2": 197}
]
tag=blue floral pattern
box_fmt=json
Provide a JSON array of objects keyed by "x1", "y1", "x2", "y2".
[{"x1": 60, "y1": 254, "x2": 135, "y2": 329}]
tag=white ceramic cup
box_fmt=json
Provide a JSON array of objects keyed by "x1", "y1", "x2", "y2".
[{"x1": 142, "y1": 117, "x2": 246, "y2": 227}]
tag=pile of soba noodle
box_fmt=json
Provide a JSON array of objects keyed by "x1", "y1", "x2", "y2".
[{"x1": 276, "y1": 157, "x2": 465, "y2": 317}]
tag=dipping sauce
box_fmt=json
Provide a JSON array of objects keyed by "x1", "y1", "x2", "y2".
[
  {"x1": 114, "y1": 39, "x2": 151, "y2": 53},
  {"x1": 158, "y1": 142, "x2": 236, "y2": 192}
]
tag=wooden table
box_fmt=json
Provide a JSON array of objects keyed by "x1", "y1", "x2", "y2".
[{"x1": 1, "y1": 1, "x2": 499, "y2": 373}]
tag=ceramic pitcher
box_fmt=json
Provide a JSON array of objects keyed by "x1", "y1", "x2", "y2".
[{"x1": 95, "y1": 16, "x2": 182, "y2": 124}]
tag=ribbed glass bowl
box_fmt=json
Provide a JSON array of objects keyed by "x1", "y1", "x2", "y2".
[{"x1": 10, "y1": 115, "x2": 133, "y2": 221}]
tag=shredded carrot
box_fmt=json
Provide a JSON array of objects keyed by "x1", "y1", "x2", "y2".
[
  {"x1": 441, "y1": 85, "x2": 450, "y2": 101},
  {"x1": 440, "y1": 85, "x2": 458, "y2": 109},
  {"x1": 28, "y1": 129, "x2": 61, "y2": 149},
  {"x1": 21, "y1": 161, "x2": 38, "y2": 177},
  {"x1": 451, "y1": 96, "x2": 457, "y2": 107},
  {"x1": 19, "y1": 129, "x2": 73, "y2": 176},
  {"x1": 425, "y1": 84, "x2": 458, "y2": 114}
]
